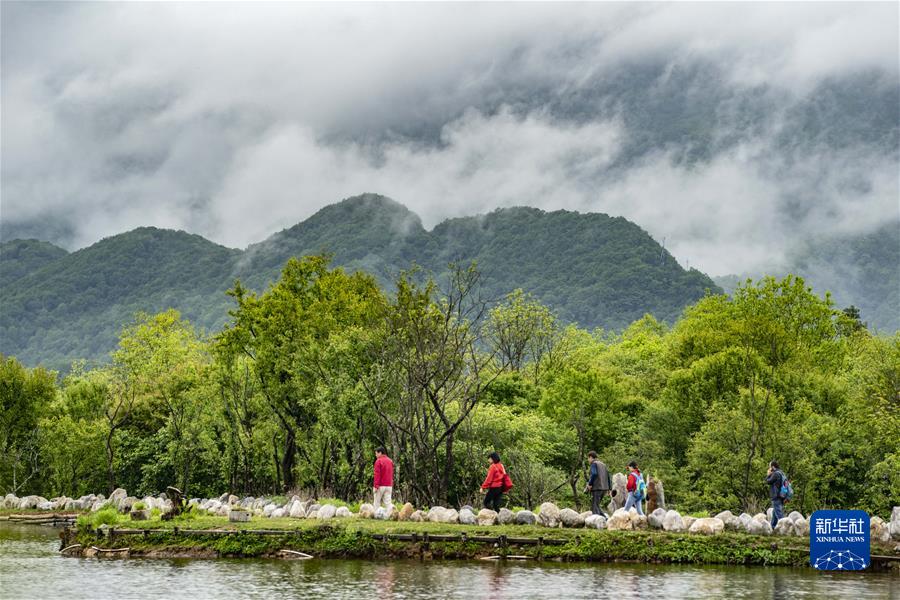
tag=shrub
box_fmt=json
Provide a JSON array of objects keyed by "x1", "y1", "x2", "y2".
[{"x1": 76, "y1": 506, "x2": 123, "y2": 529}]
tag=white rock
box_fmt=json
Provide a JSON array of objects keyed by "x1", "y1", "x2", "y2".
[
  {"x1": 714, "y1": 510, "x2": 745, "y2": 532},
  {"x1": 497, "y1": 508, "x2": 515, "y2": 525},
  {"x1": 358, "y1": 503, "x2": 375, "y2": 519},
  {"x1": 515, "y1": 510, "x2": 536, "y2": 525},
  {"x1": 606, "y1": 509, "x2": 633, "y2": 531},
  {"x1": 263, "y1": 503, "x2": 277, "y2": 517},
  {"x1": 648, "y1": 508, "x2": 667, "y2": 529},
  {"x1": 748, "y1": 519, "x2": 773, "y2": 536},
  {"x1": 629, "y1": 509, "x2": 648, "y2": 530},
  {"x1": 793, "y1": 518, "x2": 809, "y2": 537},
  {"x1": 774, "y1": 518, "x2": 795, "y2": 536},
  {"x1": 788, "y1": 511, "x2": 804, "y2": 523},
  {"x1": 110, "y1": 488, "x2": 128, "y2": 504},
  {"x1": 409, "y1": 510, "x2": 425, "y2": 522},
  {"x1": 558, "y1": 508, "x2": 584, "y2": 528},
  {"x1": 890, "y1": 507, "x2": 900, "y2": 540},
  {"x1": 458, "y1": 508, "x2": 477, "y2": 525},
  {"x1": 662, "y1": 510, "x2": 686, "y2": 532},
  {"x1": 441, "y1": 509, "x2": 459, "y2": 524},
  {"x1": 584, "y1": 514, "x2": 607, "y2": 530},
  {"x1": 682, "y1": 516, "x2": 697, "y2": 530},
  {"x1": 427, "y1": 506, "x2": 447, "y2": 523},
  {"x1": 317, "y1": 504, "x2": 337, "y2": 520},
  {"x1": 335, "y1": 507, "x2": 352, "y2": 518},
  {"x1": 271, "y1": 508, "x2": 286, "y2": 518},
  {"x1": 538, "y1": 502, "x2": 560, "y2": 528},
  {"x1": 289, "y1": 502, "x2": 306, "y2": 519},
  {"x1": 689, "y1": 517, "x2": 725, "y2": 535},
  {"x1": 477, "y1": 509, "x2": 498, "y2": 526},
  {"x1": 608, "y1": 473, "x2": 628, "y2": 512},
  {"x1": 871, "y1": 516, "x2": 891, "y2": 543}
]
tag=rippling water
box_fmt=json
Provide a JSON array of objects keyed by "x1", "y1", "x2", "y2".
[{"x1": 0, "y1": 522, "x2": 896, "y2": 599}]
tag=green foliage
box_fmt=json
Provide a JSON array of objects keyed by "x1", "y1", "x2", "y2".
[
  {"x1": 1, "y1": 270, "x2": 895, "y2": 522},
  {"x1": 1, "y1": 196, "x2": 719, "y2": 369},
  {"x1": 76, "y1": 505, "x2": 123, "y2": 529},
  {"x1": 0, "y1": 355, "x2": 57, "y2": 494}
]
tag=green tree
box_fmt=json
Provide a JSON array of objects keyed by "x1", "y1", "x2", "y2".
[
  {"x1": 0, "y1": 355, "x2": 56, "y2": 494},
  {"x1": 219, "y1": 256, "x2": 383, "y2": 492}
]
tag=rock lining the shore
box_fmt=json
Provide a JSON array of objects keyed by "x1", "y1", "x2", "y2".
[{"x1": 8, "y1": 490, "x2": 896, "y2": 541}]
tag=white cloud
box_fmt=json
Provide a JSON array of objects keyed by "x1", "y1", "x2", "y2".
[{"x1": 1, "y1": 2, "x2": 897, "y2": 277}]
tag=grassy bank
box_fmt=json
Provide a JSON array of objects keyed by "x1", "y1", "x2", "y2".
[{"x1": 64, "y1": 516, "x2": 823, "y2": 567}]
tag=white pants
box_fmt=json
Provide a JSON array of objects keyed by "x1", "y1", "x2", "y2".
[{"x1": 373, "y1": 486, "x2": 393, "y2": 510}]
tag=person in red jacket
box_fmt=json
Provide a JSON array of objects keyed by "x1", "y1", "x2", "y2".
[
  {"x1": 624, "y1": 460, "x2": 644, "y2": 516},
  {"x1": 373, "y1": 446, "x2": 394, "y2": 512},
  {"x1": 480, "y1": 452, "x2": 507, "y2": 512}
]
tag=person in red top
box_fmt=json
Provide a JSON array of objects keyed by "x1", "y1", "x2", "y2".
[
  {"x1": 624, "y1": 460, "x2": 644, "y2": 516},
  {"x1": 480, "y1": 452, "x2": 507, "y2": 512},
  {"x1": 373, "y1": 446, "x2": 394, "y2": 512}
]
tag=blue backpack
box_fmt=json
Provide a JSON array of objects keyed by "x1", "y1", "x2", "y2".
[
  {"x1": 633, "y1": 472, "x2": 647, "y2": 501},
  {"x1": 779, "y1": 473, "x2": 794, "y2": 501}
]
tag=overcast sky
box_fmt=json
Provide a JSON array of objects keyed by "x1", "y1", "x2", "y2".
[{"x1": 2, "y1": 2, "x2": 898, "y2": 276}]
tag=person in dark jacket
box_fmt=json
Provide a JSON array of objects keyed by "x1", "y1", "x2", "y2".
[
  {"x1": 480, "y1": 452, "x2": 507, "y2": 512},
  {"x1": 583, "y1": 451, "x2": 611, "y2": 516},
  {"x1": 766, "y1": 460, "x2": 785, "y2": 528}
]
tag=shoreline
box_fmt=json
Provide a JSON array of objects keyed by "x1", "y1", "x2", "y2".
[{"x1": 53, "y1": 520, "x2": 897, "y2": 572}]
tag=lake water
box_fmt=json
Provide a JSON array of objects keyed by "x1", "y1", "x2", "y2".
[{"x1": 0, "y1": 522, "x2": 896, "y2": 599}]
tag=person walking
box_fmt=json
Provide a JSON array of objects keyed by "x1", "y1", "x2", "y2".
[
  {"x1": 623, "y1": 461, "x2": 645, "y2": 516},
  {"x1": 480, "y1": 452, "x2": 508, "y2": 512},
  {"x1": 583, "y1": 451, "x2": 612, "y2": 516},
  {"x1": 766, "y1": 460, "x2": 785, "y2": 529},
  {"x1": 373, "y1": 446, "x2": 394, "y2": 512}
]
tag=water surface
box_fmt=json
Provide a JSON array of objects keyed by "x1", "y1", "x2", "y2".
[{"x1": 0, "y1": 522, "x2": 896, "y2": 599}]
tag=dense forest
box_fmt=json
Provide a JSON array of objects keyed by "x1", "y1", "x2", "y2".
[
  {"x1": 0, "y1": 195, "x2": 718, "y2": 369},
  {"x1": 2, "y1": 258, "x2": 897, "y2": 519}
]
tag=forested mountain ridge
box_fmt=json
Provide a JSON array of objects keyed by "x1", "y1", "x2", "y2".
[
  {"x1": 0, "y1": 239, "x2": 68, "y2": 288},
  {"x1": 1, "y1": 194, "x2": 718, "y2": 369}
]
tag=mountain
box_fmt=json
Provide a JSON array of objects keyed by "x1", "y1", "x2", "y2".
[
  {"x1": 2, "y1": 193, "x2": 717, "y2": 369},
  {"x1": 0, "y1": 239, "x2": 69, "y2": 288},
  {"x1": 713, "y1": 220, "x2": 900, "y2": 333},
  {"x1": 1, "y1": 228, "x2": 241, "y2": 367}
]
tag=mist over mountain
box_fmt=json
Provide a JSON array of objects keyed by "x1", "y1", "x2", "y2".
[
  {"x1": 3, "y1": 3, "x2": 897, "y2": 284},
  {"x1": 1, "y1": 195, "x2": 720, "y2": 369}
]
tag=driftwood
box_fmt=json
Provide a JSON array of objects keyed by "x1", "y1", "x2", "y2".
[{"x1": 277, "y1": 549, "x2": 314, "y2": 559}]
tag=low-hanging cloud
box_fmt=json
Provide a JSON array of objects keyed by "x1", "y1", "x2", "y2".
[{"x1": 1, "y1": 2, "x2": 897, "y2": 278}]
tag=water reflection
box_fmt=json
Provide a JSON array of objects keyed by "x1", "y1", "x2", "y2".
[{"x1": 0, "y1": 523, "x2": 895, "y2": 600}]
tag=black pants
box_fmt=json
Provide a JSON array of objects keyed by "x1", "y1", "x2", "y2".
[
  {"x1": 484, "y1": 487, "x2": 503, "y2": 512},
  {"x1": 591, "y1": 489, "x2": 608, "y2": 515}
]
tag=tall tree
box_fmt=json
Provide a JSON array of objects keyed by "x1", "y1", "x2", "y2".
[
  {"x1": 0, "y1": 356, "x2": 56, "y2": 494},
  {"x1": 219, "y1": 256, "x2": 383, "y2": 492},
  {"x1": 360, "y1": 264, "x2": 508, "y2": 504}
]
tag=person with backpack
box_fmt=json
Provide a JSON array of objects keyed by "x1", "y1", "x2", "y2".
[
  {"x1": 480, "y1": 452, "x2": 512, "y2": 512},
  {"x1": 766, "y1": 460, "x2": 788, "y2": 528},
  {"x1": 624, "y1": 460, "x2": 645, "y2": 516},
  {"x1": 583, "y1": 451, "x2": 612, "y2": 516}
]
